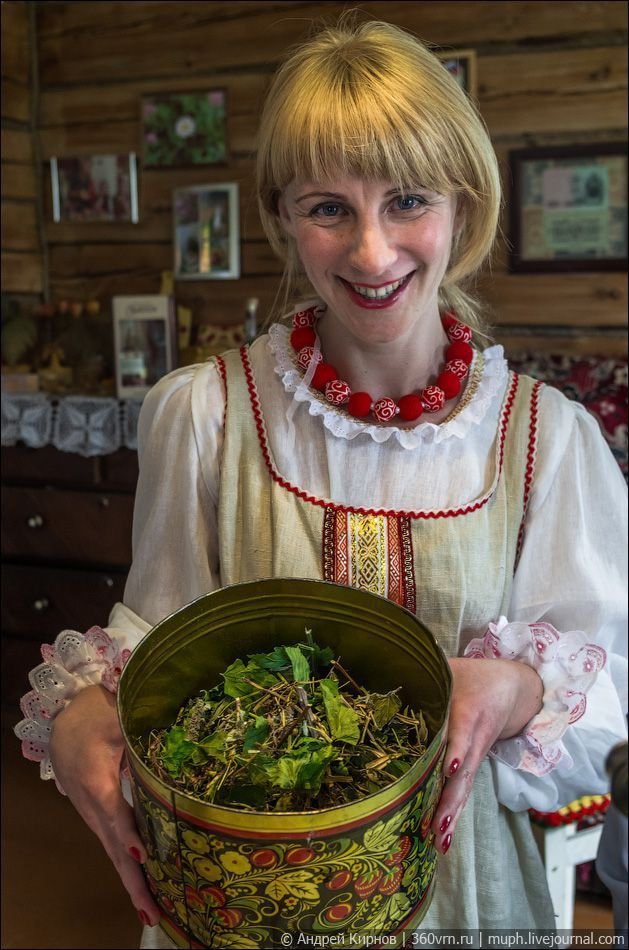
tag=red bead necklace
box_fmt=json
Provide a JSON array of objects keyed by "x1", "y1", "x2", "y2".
[{"x1": 289, "y1": 307, "x2": 474, "y2": 423}]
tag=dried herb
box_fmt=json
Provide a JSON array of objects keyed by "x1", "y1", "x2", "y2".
[{"x1": 139, "y1": 630, "x2": 429, "y2": 811}]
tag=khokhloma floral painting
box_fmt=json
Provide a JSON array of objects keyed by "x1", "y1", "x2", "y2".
[{"x1": 142, "y1": 90, "x2": 228, "y2": 167}]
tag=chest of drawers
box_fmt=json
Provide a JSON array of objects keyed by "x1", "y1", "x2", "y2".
[{"x1": 1, "y1": 445, "x2": 138, "y2": 710}]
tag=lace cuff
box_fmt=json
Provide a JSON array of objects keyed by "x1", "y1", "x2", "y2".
[
  {"x1": 13, "y1": 627, "x2": 131, "y2": 793},
  {"x1": 464, "y1": 617, "x2": 607, "y2": 776}
]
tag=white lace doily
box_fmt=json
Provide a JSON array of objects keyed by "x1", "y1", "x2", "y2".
[
  {"x1": 268, "y1": 321, "x2": 508, "y2": 450},
  {"x1": 1, "y1": 393, "x2": 143, "y2": 456}
]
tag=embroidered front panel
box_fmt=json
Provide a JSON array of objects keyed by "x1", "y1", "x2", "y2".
[{"x1": 323, "y1": 508, "x2": 416, "y2": 611}]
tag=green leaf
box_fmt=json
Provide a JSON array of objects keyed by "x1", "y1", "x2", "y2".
[
  {"x1": 320, "y1": 679, "x2": 360, "y2": 745},
  {"x1": 222, "y1": 658, "x2": 278, "y2": 698},
  {"x1": 284, "y1": 645, "x2": 310, "y2": 683},
  {"x1": 242, "y1": 716, "x2": 269, "y2": 753},
  {"x1": 370, "y1": 691, "x2": 402, "y2": 729},
  {"x1": 161, "y1": 726, "x2": 198, "y2": 777},
  {"x1": 264, "y1": 742, "x2": 336, "y2": 794},
  {"x1": 198, "y1": 730, "x2": 228, "y2": 763}
]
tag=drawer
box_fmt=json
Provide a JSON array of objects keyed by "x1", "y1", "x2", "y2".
[
  {"x1": 1, "y1": 563, "x2": 127, "y2": 639},
  {"x1": 1, "y1": 485, "x2": 133, "y2": 566}
]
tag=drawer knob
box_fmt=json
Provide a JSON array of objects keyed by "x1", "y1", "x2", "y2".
[
  {"x1": 99, "y1": 497, "x2": 110, "y2": 508},
  {"x1": 104, "y1": 577, "x2": 114, "y2": 588},
  {"x1": 33, "y1": 598, "x2": 50, "y2": 612},
  {"x1": 27, "y1": 514, "x2": 44, "y2": 529}
]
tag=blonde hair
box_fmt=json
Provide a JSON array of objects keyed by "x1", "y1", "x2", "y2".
[{"x1": 256, "y1": 17, "x2": 501, "y2": 331}]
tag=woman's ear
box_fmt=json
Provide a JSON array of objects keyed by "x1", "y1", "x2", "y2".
[{"x1": 277, "y1": 194, "x2": 296, "y2": 237}]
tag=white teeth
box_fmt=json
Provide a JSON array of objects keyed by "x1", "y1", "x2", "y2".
[{"x1": 350, "y1": 276, "x2": 406, "y2": 299}]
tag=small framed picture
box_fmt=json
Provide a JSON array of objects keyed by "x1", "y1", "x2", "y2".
[
  {"x1": 509, "y1": 143, "x2": 628, "y2": 272},
  {"x1": 142, "y1": 89, "x2": 228, "y2": 167},
  {"x1": 112, "y1": 295, "x2": 176, "y2": 399},
  {"x1": 173, "y1": 183, "x2": 240, "y2": 280},
  {"x1": 51, "y1": 153, "x2": 139, "y2": 223},
  {"x1": 437, "y1": 49, "x2": 477, "y2": 99}
]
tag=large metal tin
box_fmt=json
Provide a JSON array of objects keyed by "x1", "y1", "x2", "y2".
[{"x1": 118, "y1": 578, "x2": 451, "y2": 948}]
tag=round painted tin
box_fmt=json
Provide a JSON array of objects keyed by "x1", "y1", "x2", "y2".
[{"x1": 118, "y1": 578, "x2": 451, "y2": 948}]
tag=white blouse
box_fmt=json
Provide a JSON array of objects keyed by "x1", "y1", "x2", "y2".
[{"x1": 17, "y1": 317, "x2": 628, "y2": 816}]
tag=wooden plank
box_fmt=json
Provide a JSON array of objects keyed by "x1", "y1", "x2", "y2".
[
  {"x1": 478, "y1": 272, "x2": 628, "y2": 327},
  {"x1": 36, "y1": 2, "x2": 628, "y2": 86},
  {"x1": 480, "y1": 46, "x2": 628, "y2": 138},
  {"x1": 1, "y1": 251, "x2": 44, "y2": 293},
  {"x1": 1, "y1": 162, "x2": 37, "y2": 201},
  {"x1": 1, "y1": 1, "x2": 30, "y2": 84},
  {"x1": 1, "y1": 129, "x2": 33, "y2": 164},
  {"x1": 496, "y1": 329, "x2": 628, "y2": 359},
  {"x1": 1, "y1": 200, "x2": 39, "y2": 251},
  {"x1": 1, "y1": 78, "x2": 31, "y2": 124}
]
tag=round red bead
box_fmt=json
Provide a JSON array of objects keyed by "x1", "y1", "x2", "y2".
[
  {"x1": 444, "y1": 358, "x2": 469, "y2": 380},
  {"x1": 311, "y1": 362, "x2": 338, "y2": 390},
  {"x1": 441, "y1": 311, "x2": 458, "y2": 330},
  {"x1": 436, "y1": 370, "x2": 461, "y2": 399},
  {"x1": 347, "y1": 391, "x2": 373, "y2": 417},
  {"x1": 397, "y1": 394, "x2": 424, "y2": 421},
  {"x1": 296, "y1": 346, "x2": 322, "y2": 370},
  {"x1": 446, "y1": 340, "x2": 473, "y2": 364},
  {"x1": 290, "y1": 326, "x2": 316, "y2": 351},
  {"x1": 292, "y1": 309, "x2": 316, "y2": 328},
  {"x1": 325, "y1": 379, "x2": 351, "y2": 405},
  {"x1": 421, "y1": 385, "x2": 445, "y2": 412},
  {"x1": 373, "y1": 397, "x2": 398, "y2": 422}
]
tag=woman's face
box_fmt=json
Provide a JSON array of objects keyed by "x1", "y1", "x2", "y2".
[{"x1": 278, "y1": 175, "x2": 460, "y2": 345}]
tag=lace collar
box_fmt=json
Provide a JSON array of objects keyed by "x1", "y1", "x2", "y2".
[{"x1": 268, "y1": 313, "x2": 508, "y2": 450}]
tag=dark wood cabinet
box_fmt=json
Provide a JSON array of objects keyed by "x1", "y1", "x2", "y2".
[{"x1": 1, "y1": 446, "x2": 138, "y2": 710}]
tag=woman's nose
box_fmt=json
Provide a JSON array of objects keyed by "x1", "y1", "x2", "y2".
[{"x1": 346, "y1": 220, "x2": 397, "y2": 276}]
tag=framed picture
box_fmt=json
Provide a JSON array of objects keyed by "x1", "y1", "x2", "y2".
[
  {"x1": 509, "y1": 143, "x2": 628, "y2": 272},
  {"x1": 112, "y1": 295, "x2": 176, "y2": 399},
  {"x1": 51, "y1": 153, "x2": 139, "y2": 223},
  {"x1": 437, "y1": 49, "x2": 477, "y2": 99},
  {"x1": 173, "y1": 183, "x2": 240, "y2": 280},
  {"x1": 142, "y1": 89, "x2": 228, "y2": 167}
]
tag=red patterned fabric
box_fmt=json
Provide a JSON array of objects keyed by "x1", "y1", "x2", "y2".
[{"x1": 510, "y1": 355, "x2": 628, "y2": 479}]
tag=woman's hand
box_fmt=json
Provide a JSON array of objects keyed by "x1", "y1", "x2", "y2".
[
  {"x1": 49, "y1": 684, "x2": 161, "y2": 926},
  {"x1": 430, "y1": 657, "x2": 543, "y2": 853}
]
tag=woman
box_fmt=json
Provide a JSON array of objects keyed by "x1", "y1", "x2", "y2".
[{"x1": 16, "y1": 17, "x2": 627, "y2": 946}]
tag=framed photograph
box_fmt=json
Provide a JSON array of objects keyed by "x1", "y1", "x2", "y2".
[
  {"x1": 437, "y1": 49, "x2": 477, "y2": 99},
  {"x1": 51, "y1": 153, "x2": 139, "y2": 223},
  {"x1": 509, "y1": 143, "x2": 628, "y2": 272},
  {"x1": 112, "y1": 295, "x2": 176, "y2": 399},
  {"x1": 142, "y1": 89, "x2": 228, "y2": 167},
  {"x1": 173, "y1": 183, "x2": 240, "y2": 280}
]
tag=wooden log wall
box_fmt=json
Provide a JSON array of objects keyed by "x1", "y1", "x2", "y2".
[
  {"x1": 1, "y1": 0, "x2": 44, "y2": 304},
  {"x1": 12, "y1": 2, "x2": 629, "y2": 356}
]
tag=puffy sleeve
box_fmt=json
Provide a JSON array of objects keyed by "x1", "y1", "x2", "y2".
[
  {"x1": 122, "y1": 360, "x2": 225, "y2": 625},
  {"x1": 490, "y1": 384, "x2": 628, "y2": 812},
  {"x1": 14, "y1": 361, "x2": 226, "y2": 784}
]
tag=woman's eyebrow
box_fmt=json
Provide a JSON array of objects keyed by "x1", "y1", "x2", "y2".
[{"x1": 294, "y1": 187, "x2": 403, "y2": 204}]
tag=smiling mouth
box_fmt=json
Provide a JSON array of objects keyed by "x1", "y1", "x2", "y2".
[{"x1": 340, "y1": 272, "x2": 414, "y2": 303}]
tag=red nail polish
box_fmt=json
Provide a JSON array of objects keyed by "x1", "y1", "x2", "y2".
[
  {"x1": 448, "y1": 758, "x2": 460, "y2": 776},
  {"x1": 129, "y1": 846, "x2": 142, "y2": 863},
  {"x1": 138, "y1": 910, "x2": 150, "y2": 926},
  {"x1": 439, "y1": 815, "x2": 452, "y2": 834},
  {"x1": 442, "y1": 833, "x2": 452, "y2": 853}
]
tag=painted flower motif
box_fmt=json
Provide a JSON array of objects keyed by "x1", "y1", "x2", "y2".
[
  {"x1": 219, "y1": 850, "x2": 252, "y2": 875},
  {"x1": 284, "y1": 897, "x2": 299, "y2": 909},
  {"x1": 181, "y1": 830, "x2": 210, "y2": 854},
  {"x1": 194, "y1": 856, "x2": 223, "y2": 882},
  {"x1": 175, "y1": 115, "x2": 196, "y2": 138}
]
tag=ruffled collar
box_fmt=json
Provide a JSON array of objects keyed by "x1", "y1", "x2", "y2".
[{"x1": 267, "y1": 311, "x2": 509, "y2": 450}]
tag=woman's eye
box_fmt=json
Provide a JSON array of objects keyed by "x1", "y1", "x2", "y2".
[
  {"x1": 312, "y1": 203, "x2": 342, "y2": 217},
  {"x1": 395, "y1": 195, "x2": 425, "y2": 211}
]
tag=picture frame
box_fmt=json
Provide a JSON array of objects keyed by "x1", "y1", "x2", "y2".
[
  {"x1": 508, "y1": 143, "x2": 628, "y2": 273},
  {"x1": 112, "y1": 295, "x2": 176, "y2": 399},
  {"x1": 142, "y1": 89, "x2": 228, "y2": 168},
  {"x1": 173, "y1": 183, "x2": 240, "y2": 280},
  {"x1": 437, "y1": 49, "x2": 477, "y2": 99},
  {"x1": 51, "y1": 153, "x2": 139, "y2": 223}
]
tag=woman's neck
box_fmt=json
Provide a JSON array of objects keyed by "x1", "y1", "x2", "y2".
[{"x1": 315, "y1": 312, "x2": 449, "y2": 403}]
